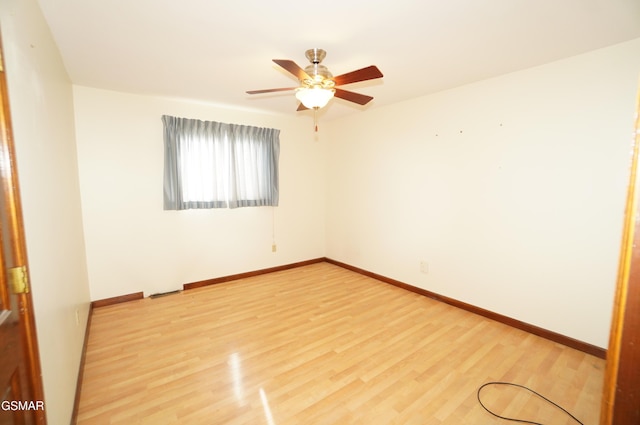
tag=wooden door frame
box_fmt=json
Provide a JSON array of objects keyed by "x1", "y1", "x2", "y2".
[
  {"x1": 0, "y1": 33, "x2": 46, "y2": 424},
  {"x1": 600, "y1": 84, "x2": 640, "y2": 424}
]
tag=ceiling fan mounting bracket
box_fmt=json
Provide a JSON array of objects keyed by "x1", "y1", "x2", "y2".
[{"x1": 305, "y1": 48, "x2": 326, "y2": 64}]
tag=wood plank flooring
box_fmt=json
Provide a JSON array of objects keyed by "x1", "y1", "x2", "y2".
[{"x1": 77, "y1": 262, "x2": 605, "y2": 424}]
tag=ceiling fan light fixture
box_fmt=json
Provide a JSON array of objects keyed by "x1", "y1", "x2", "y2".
[{"x1": 295, "y1": 87, "x2": 335, "y2": 109}]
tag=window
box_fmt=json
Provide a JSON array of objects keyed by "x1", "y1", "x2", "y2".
[{"x1": 162, "y1": 115, "x2": 280, "y2": 210}]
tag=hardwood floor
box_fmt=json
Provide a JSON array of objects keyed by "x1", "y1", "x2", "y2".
[{"x1": 77, "y1": 262, "x2": 605, "y2": 424}]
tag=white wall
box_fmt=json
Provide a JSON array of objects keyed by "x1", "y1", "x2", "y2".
[
  {"x1": 325, "y1": 38, "x2": 640, "y2": 348},
  {"x1": 0, "y1": 0, "x2": 91, "y2": 423},
  {"x1": 73, "y1": 87, "x2": 326, "y2": 300}
]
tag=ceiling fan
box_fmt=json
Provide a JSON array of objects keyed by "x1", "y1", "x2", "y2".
[{"x1": 246, "y1": 49, "x2": 383, "y2": 112}]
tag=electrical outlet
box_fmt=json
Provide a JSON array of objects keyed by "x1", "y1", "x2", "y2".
[
  {"x1": 271, "y1": 244, "x2": 277, "y2": 253},
  {"x1": 75, "y1": 309, "x2": 80, "y2": 326},
  {"x1": 420, "y1": 261, "x2": 428, "y2": 274}
]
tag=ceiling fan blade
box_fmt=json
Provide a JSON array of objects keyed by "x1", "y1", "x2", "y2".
[
  {"x1": 273, "y1": 59, "x2": 311, "y2": 81},
  {"x1": 333, "y1": 65, "x2": 383, "y2": 86},
  {"x1": 334, "y1": 88, "x2": 374, "y2": 105},
  {"x1": 246, "y1": 87, "x2": 297, "y2": 95},
  {"x1": 297, "y1": 103, "x2": 308, "y2": 111}
]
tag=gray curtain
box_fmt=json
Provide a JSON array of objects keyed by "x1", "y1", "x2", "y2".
[{"x1": 162, "y1": 115, "x2": 279, "y2": 210}]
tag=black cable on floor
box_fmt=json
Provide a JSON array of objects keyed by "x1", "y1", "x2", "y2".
[{"x1": 476, "y1": 382, "x2": 584, "y2": 425}]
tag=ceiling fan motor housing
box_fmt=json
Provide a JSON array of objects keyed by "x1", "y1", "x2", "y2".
[{"x1": 303, "y1": 49, "x2": 335, "y2": 88}]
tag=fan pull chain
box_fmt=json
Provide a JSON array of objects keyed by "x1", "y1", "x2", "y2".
[{"x1": 314, "y1": 107, "x2": 319, "y2": 132}]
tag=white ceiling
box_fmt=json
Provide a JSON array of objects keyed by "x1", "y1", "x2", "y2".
[{"x1": 37, "y1": 0, "x2": 640, "y2": 122}]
